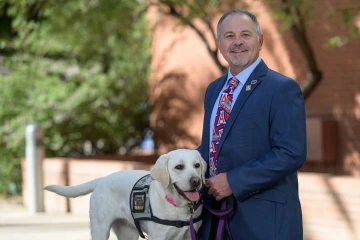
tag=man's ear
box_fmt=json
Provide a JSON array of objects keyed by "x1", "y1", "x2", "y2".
[
  {"x1": 150, "y1": 154, "x2": 170, "y2": 187},
  {"x1": 258, "y1": 34, "x2": 263, "y2": 49}
]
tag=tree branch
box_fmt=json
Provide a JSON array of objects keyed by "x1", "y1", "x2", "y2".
[{"x1": 161, "y1": 2, "x2": 226, "y2": 73}]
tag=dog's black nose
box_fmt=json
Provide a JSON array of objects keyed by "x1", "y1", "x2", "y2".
[{"x1": 190, "y1": 177, "x2": 201, "y2": 188}]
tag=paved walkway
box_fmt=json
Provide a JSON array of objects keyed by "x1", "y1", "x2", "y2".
[{"x1": 0, "y1": 200, "x2": 117, "y2": 240}]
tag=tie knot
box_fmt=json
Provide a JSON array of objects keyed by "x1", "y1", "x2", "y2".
[{"x1": 228, "y1": 77, "x2": 240, "y2": 88}]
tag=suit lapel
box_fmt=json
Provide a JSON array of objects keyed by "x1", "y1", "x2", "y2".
[
  {"x1": 218, "y1": 60, "x2": 268, "y2": 152},
  {"x1": 209, "y1": 75, "x2": 228, "y2": 113}
]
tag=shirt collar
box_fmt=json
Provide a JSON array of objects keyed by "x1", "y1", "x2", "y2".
[{"x1": 226, "y1": 57, "x2": 262, "y2": 86}]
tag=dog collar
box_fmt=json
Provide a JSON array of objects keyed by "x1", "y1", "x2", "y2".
[
  {"x1": 165, "y1": 194, "x2": 177, "y2": 206},
  {"x1": 165, "y1": 194, "x2": 195, "y2": 208}
]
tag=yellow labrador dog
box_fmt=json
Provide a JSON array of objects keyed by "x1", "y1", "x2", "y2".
[{"x1": 45, "y1": 149, "x2": 206, "y2": 240}]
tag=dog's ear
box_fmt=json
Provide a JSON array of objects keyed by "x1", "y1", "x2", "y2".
[
  {"x1": 197, "y1": 151, "x2": 207, "y2": 183},
  {"x1": 150, "y1": 154, "x2": 170, "y2": 187}
]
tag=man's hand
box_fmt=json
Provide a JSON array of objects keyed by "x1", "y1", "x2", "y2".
[{"x1": 205, "y1": 173, "x2": 232, "y2": 201}]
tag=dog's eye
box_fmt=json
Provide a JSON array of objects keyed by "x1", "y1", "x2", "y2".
[
  {"x1": 175, "y1": 165, "x2": 184, "y2": 170},
  {"x1": 195, "y1": 163, "x2": 200, "y2": 168}
]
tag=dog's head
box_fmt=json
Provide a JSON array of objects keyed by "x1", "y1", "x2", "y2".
[{"x1": 150, "y1": 149, "x2": 207, "y2": 203}]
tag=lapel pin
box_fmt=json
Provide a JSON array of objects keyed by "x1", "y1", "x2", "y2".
[
  {"x1": 251, "y1": 80, "x2": 257, "y2": 85},
  {"x1": 246, "y1": 85, "x2": 251, "y2": 91}
]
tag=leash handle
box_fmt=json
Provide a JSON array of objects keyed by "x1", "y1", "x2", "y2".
[
  {"x1": 216, "y1": 200, "x2": 232, "y2": 240},
  {"x1": 203, "y1": 195, "x2": 235, "y2": 240},
  {"x1": 225, "y1": 217, "x2": 232, "y2": 240},
  {"x1": 216, "y1": 201, "x2": 227, "y2": 239},
  {"x1": 202, "y1": 195, "x2": 234, "y2": 217}
]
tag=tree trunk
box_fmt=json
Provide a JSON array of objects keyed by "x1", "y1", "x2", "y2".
[{"x1": 283, "y1": 1, "x2": 322, "y2": 100}]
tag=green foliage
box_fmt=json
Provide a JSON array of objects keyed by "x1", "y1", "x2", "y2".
[
  {"x1": 325, "y1": 4, "x2": 360, "y2": 47},
  {"x1": 0, "y1": 0, "x2": 152, "y2": 197},
  {"x1": 269, "y1": 0, "x2": 316, "y2": 31},
  {"x1": 267, "y1": 0, "x2": 360, "y2": 47},
  {"x1": 325, "y1": 36, "x2": 347, "y2": 48}
]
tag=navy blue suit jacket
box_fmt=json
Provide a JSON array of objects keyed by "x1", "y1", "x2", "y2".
[{"x1": 198, "y1": 60, "x2": 306, "y2": 240}]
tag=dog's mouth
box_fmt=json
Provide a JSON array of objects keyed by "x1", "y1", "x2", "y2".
[{"x1": 173, "y1": 184, "x2": 200, "y2": 202}]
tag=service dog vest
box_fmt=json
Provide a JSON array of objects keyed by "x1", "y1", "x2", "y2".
[{"x1": 129, "y1": 174, "x2": 202, "y2": 239}]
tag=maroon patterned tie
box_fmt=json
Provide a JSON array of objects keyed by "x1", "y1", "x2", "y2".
[{"x1": 209, "y1": 77, "x2": 240, "y2": 177}]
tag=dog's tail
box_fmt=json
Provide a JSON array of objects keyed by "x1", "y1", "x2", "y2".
[{"x1": 44, "y1": 178, "x2": 101, "y2": 198}]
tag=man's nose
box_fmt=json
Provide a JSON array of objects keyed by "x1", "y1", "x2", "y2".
[{"x1": 233, "y1": 35, "x2": 244, "y2": 45}]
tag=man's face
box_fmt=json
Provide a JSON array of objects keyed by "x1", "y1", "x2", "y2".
[{"x1": 217, "y1": 14, "x2": 263, "y2": 75}]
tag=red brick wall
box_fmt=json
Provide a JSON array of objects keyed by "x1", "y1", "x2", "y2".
[
  {"x1": 303, "y1": 0, "x2": 360, "y2": 176},
  {"x1": 148, "y1": 0, "x2": 360, "y2": 175}
]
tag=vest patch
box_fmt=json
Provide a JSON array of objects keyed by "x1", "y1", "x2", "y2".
[
  {"x1": 130, "y1": 174, "x2": 152, "y2": 220},
  {"x1": 133, "y1": 192, "x2": 146, "y2": 212}
]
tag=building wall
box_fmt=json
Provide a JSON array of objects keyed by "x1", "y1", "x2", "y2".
[
  {"x1": 303, "y1": 0, "x2": 360, "y2": 176},
  {"x1": 148, "y1": 0, "x2": 360, "y2": 176}
]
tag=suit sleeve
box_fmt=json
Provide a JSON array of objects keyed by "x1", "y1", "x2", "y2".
[
  {"x1": 227, "y1": 79, "x2": 307, "y2": 201},
  {"x1": 196, "y1": 84, "x2": 211, "y2": 158}
]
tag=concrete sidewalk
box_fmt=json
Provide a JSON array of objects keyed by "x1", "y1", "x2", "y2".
[{"x1": 0, "y1": 200, "x2": 117, "y2": 240}]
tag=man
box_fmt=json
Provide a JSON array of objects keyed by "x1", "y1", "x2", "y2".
[{"x1": 197, "y1": 9, "x2": 306, "y2": 240}]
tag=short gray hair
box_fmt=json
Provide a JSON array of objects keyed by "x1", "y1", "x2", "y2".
[{"x1": 216, "y1": 9, "x2": 262, "y2": 39}]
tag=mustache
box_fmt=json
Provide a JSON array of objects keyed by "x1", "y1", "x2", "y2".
[{"x1": 230, "y1": 46, "x2": 248, "y2": 52}]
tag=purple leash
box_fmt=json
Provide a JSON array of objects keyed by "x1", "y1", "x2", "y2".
[
  {"x1": 190, "y1": 194, "x2": 234, "y2": 240},
  {"x1": 215, "y1": 200, "x2": 232, "y2": 240},
  {"x1": 203, "y1": 197, "x2": 234, "y2": 240},
  {"x1": 190, "y1": 199, "x2": 203, "y2": 240}
]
